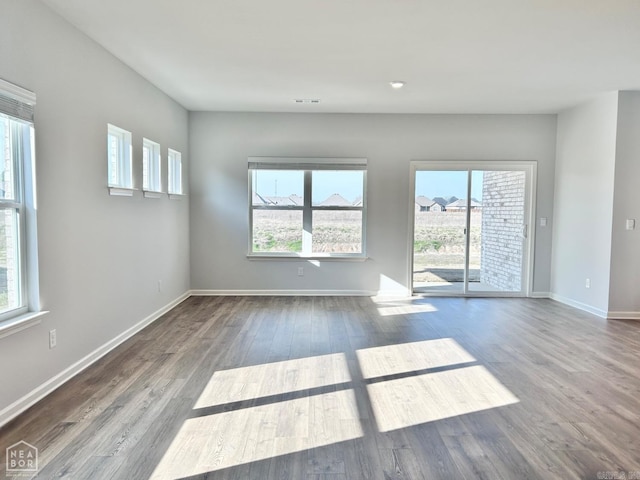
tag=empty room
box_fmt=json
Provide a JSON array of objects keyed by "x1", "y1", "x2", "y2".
[{"x1": 1, "y1": 0, "x2": 640, "y2": 478}]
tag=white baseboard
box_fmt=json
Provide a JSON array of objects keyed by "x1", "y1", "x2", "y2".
[
  {"x1": 189, "y1": 289, "x2": 379, "y2": 297},
  {"x1": 374, "y1": 290, "x2": 413, "y2": 298},
  {"x1": 0, "y1": 291, "x2": 191, "y2": 428},
  {"x1": 607, "y1": 311, "x2": 640, "y2": 320},
  {"x1": 191, "y1": 290, "x2": 554, "y2": 299},
  {"x1": 530, "y1": 291, "x2": 550, "y2": 299},
  {"x1": 549, "y1": 292, "x2": 608, "y2": 318}
]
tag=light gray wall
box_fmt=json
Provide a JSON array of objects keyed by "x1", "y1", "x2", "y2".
[
  {"x1": 551, "y1": 93, "x2": 618, "y2": 314},
  {"x1": 609, "y1": 92, "x2": 640, "y2": 314},
  {"x1": 189, "y1": 112, "x2": 556, "y2": 295},
  {"x1": 0, "y1": 0, "x2": 190, "y2": 415}
]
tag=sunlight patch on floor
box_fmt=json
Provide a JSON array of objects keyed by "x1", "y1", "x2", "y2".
[
  {"x1": 150, "y1": 389, "x2": 363, "y2": 478},
  {"x1": 356, "y1": 338, "x2": 476, "y2": 379},
  {"x1": 367, "y1": 365, "x2": 519, "y2": 432},
  {"x1": 153, "y1": 339, "x2": 518, "y2": 478},
  {"x1": 195, "y1": 353, "x2": 351, "y2": 408},
  {"x1": 375, "y1": 301, "x2": 438, "y2": 317}
]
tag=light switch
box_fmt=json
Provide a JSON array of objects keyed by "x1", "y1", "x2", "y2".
[
  {"x1": 540, "y1": 217, "x2": 547, "y2": 227},
  {"x1": 626, "y1": 219, "x2": 636, "y2": 230}
]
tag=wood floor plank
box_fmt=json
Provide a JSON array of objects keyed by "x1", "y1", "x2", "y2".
[{"x1": 2, "y1": 296, "x2": 640, "y2": 479}]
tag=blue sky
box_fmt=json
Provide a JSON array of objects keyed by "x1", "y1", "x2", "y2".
[
  {"x1": 254, "y1": 170, "x2": 364, "y2": 203},
  {"x1": 253, "y1": 170, "x2": 484, "y2": 203},
  {"x1": 415, "y1": 171, "x2": 484, "y2": 200}
]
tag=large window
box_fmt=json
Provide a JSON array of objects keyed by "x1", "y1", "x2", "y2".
[
  {"x1": 249, "y1": 158, "x2": 366, "y2": 257},
  {"x1": 0, "y1": 78, "x2": 40, "y2": 325}
]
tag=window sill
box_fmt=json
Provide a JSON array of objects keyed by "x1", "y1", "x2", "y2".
[
  {"x1": 168, "y1": 193, "x2": 186, "y2": 200},
  {"x1": 248, "y1": 254, "x2": 368, "y2": 262},
  {"x1": 0, "y1": 311, "x2": 49, "y2": 340},
  {"x1": 143, "y1": 190, "x2": 163, "y2": 199},
  {"x1": 108, "y1": 186, "x2": 135, "y2": 197}
]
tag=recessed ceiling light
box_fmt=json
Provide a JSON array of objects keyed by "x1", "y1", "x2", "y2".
[{"x1": 390, "y1": 81, "x2": 405, "y2": 89}]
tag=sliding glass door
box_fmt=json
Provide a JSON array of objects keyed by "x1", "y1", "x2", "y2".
[
  {"x1": 413, "y1": 171, "x2": 469, "y2": 293},
  {"x1": 411, "y1": 162, "x2": 535, "y2": 296}
]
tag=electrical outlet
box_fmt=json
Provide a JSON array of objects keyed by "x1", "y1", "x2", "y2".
[
  {"x1": 540, "y1": 217, "x2": 547, "y2": 227},
  {"x1": 585, "y1": 278, "x2": 591, "y2": 289},
  {"x1": 297, "y1": 267, "x2": 304, "y2": 276},
  {"x1": 49, "y1": 329, "x2": 57, "y2": 349}
]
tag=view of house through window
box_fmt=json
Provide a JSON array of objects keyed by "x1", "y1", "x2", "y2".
[
  {"x1": 249, "y1": 159, "x2": 366, "y2": 256},
  {"x1": 0, "y1": 116, "x2": 21, "y2": 312},
  {"x1": 0, "y1": 112, "x2": 33, "y2": 317}
]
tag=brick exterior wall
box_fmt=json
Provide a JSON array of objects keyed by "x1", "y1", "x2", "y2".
[{"x1": 480, "y1": 171, "x2": 525, "y2": 291}]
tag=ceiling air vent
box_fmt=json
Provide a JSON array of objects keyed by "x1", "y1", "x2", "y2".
[{"x1": 294, "y1": 99, "x2": 320, "y2": 104}]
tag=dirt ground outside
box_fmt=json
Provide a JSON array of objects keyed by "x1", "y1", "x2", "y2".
[
  {"x1": 251, "y1": 209, "x2": 482, "y2": 284},
  {"x1": 413, "y1": 211, "x2": 481, "y2": 283}
]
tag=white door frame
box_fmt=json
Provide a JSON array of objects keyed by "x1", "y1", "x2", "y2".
[{"x1": 408, "y1": 160, "x2": 537, "y2": 297}]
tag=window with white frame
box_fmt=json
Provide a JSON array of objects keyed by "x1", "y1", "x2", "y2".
[
  {"x1": 0, "y1": 78, "x2": 40, "y2": 324},
  {"x1": 249, "y1": 158, "x2": 366, "y2": 257},
  {"x1": 168, "y1": 148, "x2": 182, "y2": 195},
  {"x1": 107, "y1": 124, "x2": 132, "y2": 191},
  {"x1": 142, "y1": 138, "x2": 161, "y2": 194}
]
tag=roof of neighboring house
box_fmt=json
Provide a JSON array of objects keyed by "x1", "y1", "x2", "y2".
[
  {"x1": 252, "y1": 193, "x2": 270, "y2": 205},
  {"x1": 262, "y1": 194, "x2": 303, "y2": 206},
  {"x1": 317, "y1": 193, "x2": 352, "y2": 206},
  {"x1": 352, "y1": 195, "x2": 363, "y2": 207},
  {"x1": 446, "y1": 199, "x2": 465, "y2": 208},
  {"x1": 415, "y1": 195, "x2": 434, "y2": 207},
  {"x1": 446, "y1": 199, "x2": 482, "y2": 208},
  {"x1": 432, "y1": 197, "x2": 449, "y2": 207}
]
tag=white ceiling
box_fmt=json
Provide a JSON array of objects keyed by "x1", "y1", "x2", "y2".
[{"x1": 40, "y1": 0, "x2": 640, "y2": 114}]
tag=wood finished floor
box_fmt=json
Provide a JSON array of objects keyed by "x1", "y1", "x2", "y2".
[{"x1": 2, "y1": 296, "x2": 640, "y2": 479}]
